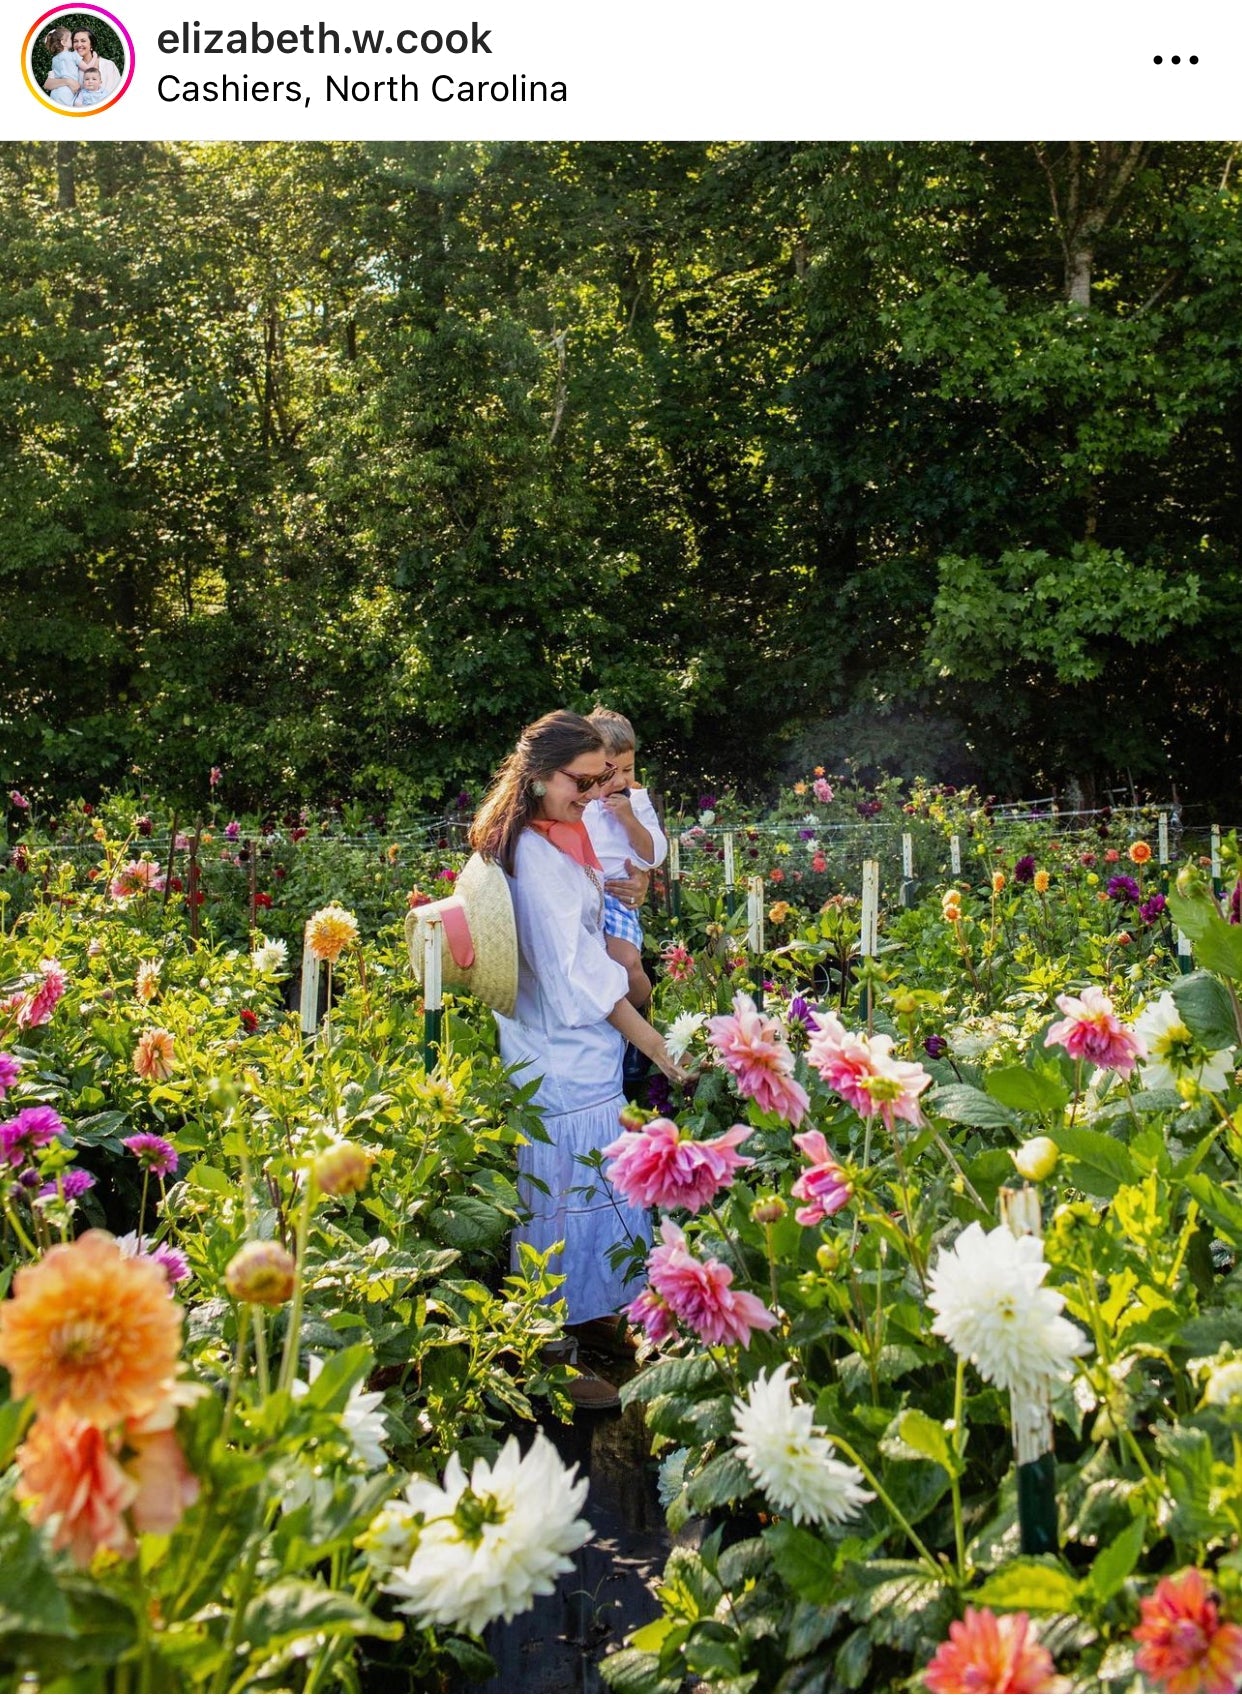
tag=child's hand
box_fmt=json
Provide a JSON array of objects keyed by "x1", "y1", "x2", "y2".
[{"x1": 602, "y1": 789, "x2": 635, "y2": 823}]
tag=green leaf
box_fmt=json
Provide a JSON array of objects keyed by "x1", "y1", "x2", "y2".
[
  {"x1": 1183, "y1": 1174, "x2": 1242, "y2": 1249},
  {"x1": 427, "y1": 1195, "x2": 508, "y2": 1252},
  {"x1": 1089, "y1": 1515, "x2": 1147, "y2": 1602},
  {"x1": 927, "y1": 1083, "x2": 1020, "y2": 1130},
  {"x1": 686, "y1": 1451, "x2": 753, "y2": 1514},
  {"x1": 240, "y1": 1581, "x2": 400, "y2": 1663},
  {"x1": 1052, "y1": 1126, "x2": 1140, "y2": 1198},
  {"x1": 621, "y1": 1353, "x2": 722, "y2": 1408},
  {"x1": 1170, "y1": 971, "x2": 1240, "y2": 1051},
  {"x1": 765, "y1": 1522, "x2": 841, "y2": 1605},
  {"x1": 974, "y1": 1558, "x2": 1080, "y2": 1613},
  {"x1": 1167, "y1": 892, "x2": 1242, "y2": 980},
  {"x1": 893, "y1": 1409, "x2": 958, "y2": 1476},
  {"x1": 598, "y1": 1647, "x2": 680, "y2": 1692},
  {"x1": 984, "y1": 1065, "x2": 1068, "y2": 1117}
]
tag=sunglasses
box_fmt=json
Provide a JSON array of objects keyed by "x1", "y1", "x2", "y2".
[{"x1": 556, "y1": 766, "x2": 616, "y2": 795}]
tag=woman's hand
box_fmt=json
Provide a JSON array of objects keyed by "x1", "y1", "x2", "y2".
[
  {"x1": 605, "y1": 859, "x2": 650, "y2": 912},
  {"x1": 653, "y1": 1041, "x2": 698, "y2": 1088}
]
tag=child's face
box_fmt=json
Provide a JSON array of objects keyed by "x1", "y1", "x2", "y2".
[
  {"x1": 82, "y1": 68, "x2": 101, "y2": 86},
  {"x1": 602, "y1": 750, "x2": 636, "y2": 794}
]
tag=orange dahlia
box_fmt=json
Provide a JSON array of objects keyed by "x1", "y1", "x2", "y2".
[
  {"x1": 1133, "y1": 1569, "x2": 1242, "y2": 1694},
  {"x1": 133, "y1": 1027, "x2": 175, "y2": 1082},
  {"x1": 1129, "y1": 840, "x2": 1153, "y2": 866},
  {"x1": 17, "y1": 1414, "x2": 137, "y2": 1566},
  {"x1": 0, "y1": 1230, "x2": 182, "y2": 1426}
]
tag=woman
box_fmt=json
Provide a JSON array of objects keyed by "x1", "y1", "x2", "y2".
[
  {"x1": 470, "y1": 711, "x2": 689, "y2": 1406},
  {"x1": 70, "y1": 28, "x2": 121, "y2": 94}
]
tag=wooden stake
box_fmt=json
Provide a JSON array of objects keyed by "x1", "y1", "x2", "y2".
[
  {"x1": 999, "y1": 1184, "x2": 1058, "y2": 1555},
  {"x1": 950, "y1": 834, "x2": 962, "y2": 876},
  {"x1": 299, "y1": 932, "x2": 322, "y2": 1036},
  {"x1": 1158, "y1": 812, "x2": 1170, "y2": 865},
  {"x1": 668, "y1": 835, "x2": 681, "y2": 920},
  {"x1": 860, "y1": 860, "x2": 880, "y2": 958}
]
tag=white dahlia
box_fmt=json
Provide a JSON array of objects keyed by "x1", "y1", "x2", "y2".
[
  {"x1": 732, "y1": 1364, "x2": 873, "y2": 1528},
  {"x1": 384, "y1": 1433, "x2": 592, "y2": 1637},
  {"x1": 664, "y1": 1011, "x2": 707, "y2": 1062},
  {"x1": 927, "y1": 1222, "x2": 1089, "y2": 1398},
  {"x1": 251, "y1": 936, "x2": 289, "y2": 976},
  {"x1": 1133, "y1": 992, "x2": 1236, "y2": 1095},
  {"x1": 293, "y1": 1355, "x2": 391, "y2": 1471}
]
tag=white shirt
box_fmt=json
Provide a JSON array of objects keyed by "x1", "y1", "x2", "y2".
[
  {"x1": 583, "y1": 787, "x2": 668, "y2": 880},
  {"x1": 494, "y1": 830, "x2": 628, "y2": 1116}
]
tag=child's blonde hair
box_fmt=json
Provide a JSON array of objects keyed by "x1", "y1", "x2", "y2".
[
  {"x1": 587, "y1": 705, "x2": 636, "y2": 755},
  {"x1": 45, "y1": 25, "x2": 72, "y2": 52}
]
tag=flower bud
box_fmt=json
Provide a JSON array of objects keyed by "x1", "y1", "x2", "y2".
[
  {"x1": 751, "y1": 1195, "x2": 787, "y2": 1225},
  {"x1": 313, "y1": 1141, "x2": 374, "y2": 1198},
  {"x1": 1012, "y1": 1136, "x2": 1059, "y2": 1183},
  {"x1": 816, "y1": 1241, "x2": 842, "y2": 1274},
  {"x1": 225, "y1": 1240, "x2": 296, "y2": 1305},
  {"x1": 617, "y1": 1101, "x2": 647, "y2": 1133}
]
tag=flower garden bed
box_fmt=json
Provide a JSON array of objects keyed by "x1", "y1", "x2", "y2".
[{"x1": 1, "y1": 780, "x2": 1241, "y2": 1693}]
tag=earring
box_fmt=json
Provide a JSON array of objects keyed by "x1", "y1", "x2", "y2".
[{"x1": 530, "y1": 780, "x2": 546, "y2": 798}]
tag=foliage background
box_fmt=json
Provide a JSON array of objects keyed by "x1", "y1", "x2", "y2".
[{"x1": 2, "y1": 140, "x2": 1239, "y2": 812}]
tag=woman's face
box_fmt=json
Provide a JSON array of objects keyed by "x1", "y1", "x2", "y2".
[
  {"x1": 72, "y1": 31, "x2": 96, "y2": 60},
  {"x1": 534, "y1": 750, "x2": 614, "y2": 826}
]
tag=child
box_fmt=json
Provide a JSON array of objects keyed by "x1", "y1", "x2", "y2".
[
  {"x1": 43, "y1": 26, "x2": 81, "y2": 106},
  {"x1": 73, "y1": 64, "x2": 108, "y2": 106},
  {"x1": 583, "y1": 707, "x2": 668, "y2": 1011}
]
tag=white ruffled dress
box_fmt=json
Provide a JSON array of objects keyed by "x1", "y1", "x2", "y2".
[{"x1": 495, "y1": 828, "x2": 650, "y2": 1323}]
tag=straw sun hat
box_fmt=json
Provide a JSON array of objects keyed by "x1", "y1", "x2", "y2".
[{"x1": 404, "y1": 852, "x2": 519, "y2": 1017}]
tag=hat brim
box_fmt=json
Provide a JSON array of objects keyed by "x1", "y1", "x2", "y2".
[{"x1": 405, "y1": 853, "x2": 519, "y2": 1018}]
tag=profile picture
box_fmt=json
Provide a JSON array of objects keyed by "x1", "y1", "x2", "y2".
[{"x1": 23, "y1": 5, "x2": 134, "y2": 115}]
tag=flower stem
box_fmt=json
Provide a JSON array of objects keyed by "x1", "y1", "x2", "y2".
[
  {"x1": 277, "y1": 1172, "x2": 317, "y2": 1395},
  {"x1": 828, "y1": 1431, "x2": 943, "y2": 1578},
  {"x1": 950, "y1": 1355, "x2": 968, "y2": 1584}
]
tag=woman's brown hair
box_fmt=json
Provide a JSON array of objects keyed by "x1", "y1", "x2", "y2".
[{"x1": 470, "y1": 710, "x2": 604, "y2": 875}]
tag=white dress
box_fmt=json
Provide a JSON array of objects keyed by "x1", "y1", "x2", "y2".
[{"x1": 495, "y1": 828, "x2": 650, "y2": 1323}]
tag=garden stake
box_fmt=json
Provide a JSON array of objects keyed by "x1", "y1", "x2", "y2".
[
  {"x1": 187, "y1": 826, "x2": 201, "y2": 944},
  {"x1": 1211, "y1": 824, "x2": 1222, "y2": 897},
  {"x1": 299, "y1": 935, "x2": 323, "y2": 1036},
  {"x1": 422, "y1": 912, "x2": 444, "y2": 1071},
  {"x1": 160, "y1": 811, "x2": 178, "y2": 920},
  {"x1": 723, "y1": 831, "x2": 736, "y2": 917},
  {"x1": 1176, "y1": 929, "x2": 1193, "y2": 973},
  {"x1": 950, "y1": 833, "x2": 962, "y2": 876},
  {"x1": 246, "y1": 840, "x2": 257, "y2": 945},
  {"x1": 1000, "y1": 1184, "x2": 1059, "y2": 1556},
  {"x1": 668, "y1": 834, "x2": 681, "y2": 919},
  {"x1": 746, "y1": 876, "x2": 765, "y2": 1008},
  {"x1": 1158, "y1": 812, "x2": 1169, "y2": 865},
  {"x1": 900, "y1": 831, "x2": 916, "y2": 908},
  {"x1": 859, "y1": 859, "x2": 879, "y2": 1021}
]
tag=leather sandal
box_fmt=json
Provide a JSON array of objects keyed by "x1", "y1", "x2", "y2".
[
  {"x1": 571, "y1": 1317, "x2": 640, "y2": 1358},
  {"x1": 565, "y1": 1363, "x2": 621, "y2": 1411}
]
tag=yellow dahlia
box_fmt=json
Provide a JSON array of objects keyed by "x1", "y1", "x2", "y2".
[{"x1": 306, "y1": 903, "x2": 359, "y2": 964}]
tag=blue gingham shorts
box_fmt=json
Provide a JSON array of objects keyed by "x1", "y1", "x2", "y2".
[{"x1": 602, "y1": 891, "x2": 644, "y2": 947}]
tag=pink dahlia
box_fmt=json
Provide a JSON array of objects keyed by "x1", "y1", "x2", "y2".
[
  {"x1": 603, "y1": 1118, "x2": 753, "y2": 1214},
  {"x1": 1133, "y1": 1569, "x2": 1242, "y2": 1694},
  {"x1": 7, "y1": 960, "x2": 68, "y2": 1031},
  {"x1": 1, "y1": 1105, "x2": 65, "y2": 1167},
  {"x1": 1045, "y1": 986, "x2": 1145, "y2": 1076},
  {"x1": 624, "y1": 1286, "x2": 679, "y2": 1346},
  {"x1": 807, "y1": 1014, "x2": 930, "y2": 1131},
  {"x1": 646, "y1": 1220, "x2": 777, "y2": 1349},
  {"x1": 923, "y1": 1606, "x2": 1064, "y2": 1694},
  {"x1": 661, "y1": 943, "x2": 695, "y2": 984},
  {"x1": 813, "y1": 777, "x2": 834, "y2": 804},
  {"x1": 706, "y1": 992, "x2": 809, "y2": 1128},
  {"x1": 0, "y1": 1052, "x2": 22, "y2": 1097},
  {"x1": 109, "y1": 860, "x2": 166, "y2": 901},
  {"x1": 790, "y1": 1129, "x2": 852, "y2": 1225}
]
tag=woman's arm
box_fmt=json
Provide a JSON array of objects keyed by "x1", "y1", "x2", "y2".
[{"x1": 607, "y1": 996, "x2": 695, "y2": 1085}]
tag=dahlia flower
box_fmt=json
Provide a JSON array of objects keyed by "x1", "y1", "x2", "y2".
[
  {"x1": 109, "y1": 859, "x2": 166, "y2": 901},
  {"x1": 122, "y1": 1133, "x2": 179, "y2": 1179},
  {"x1": 1133, "y1": 993, "x2": 1236, "y2": 1096},
  {"x1": 602, "y1": 1118, "x2": 752, "y2": 1214},
  {"x1": 643, "y1": 1219, "x2": 777, "y2": 1349},
  {"x1": 225, "y1": 1240, "x2": 297, "y2": 1306},
  {"x1": 663, "y1": 1010, "x2": 706, "y2": 1061},
  {"x1": 923, "y1": 1607, "x2": 1065, "y2": 1694},
  {"x1": 806, "y1": 1013, "x2": 930, "y2": 1131},
  {"x1": 732, "y1": 1365, "x2": 872, "y2": 1527},
  {"x1": 134, "y1": 960, "x2": 161, "y2": 1003},
  {"x1": 706, "y1": 992, "x2": 809, "y2": 1127},
  {"x1": 1, "y1": 1104, "x2": 65, "y2": 1166},
  {"x1": 306, "y1": 904, "x2": 359, "y2": 964},
  {"x1": 1133, "y1": 1568, "x2": 1242, "y2": 1694},
  {"x1": 1045, "y1": 986, "x2": 1145, "y2": 1076},
  {"x1": 294, "y1": 1356, "x2": 389, "y2": 1470},
  {"x1": 133, "y1": 1028, "x2": 175, "y2": 1083},
  {"x1": 384, "y1": 1433, "x2": 591, "y2": 1637},
  {"x1": 0, "y1": 1230, "x2": 183, "y2": 1426},
  {"x1": 927, "y1": 1222, "x2": 1088, "y2": 1399},
  {"x1": 790, "y1": 1129, "x2": 852, "y2": 1225},
  {"x1": 251, "y1": 936, "x2": 289, "y2": 975},
  {"x1": 0, "y1": 1051, "x2": 23, "y2": 1097}
]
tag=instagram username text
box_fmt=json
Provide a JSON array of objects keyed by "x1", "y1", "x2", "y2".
[{"x1": 156, "y1": 21, "x2": 494, "y2": 54}]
